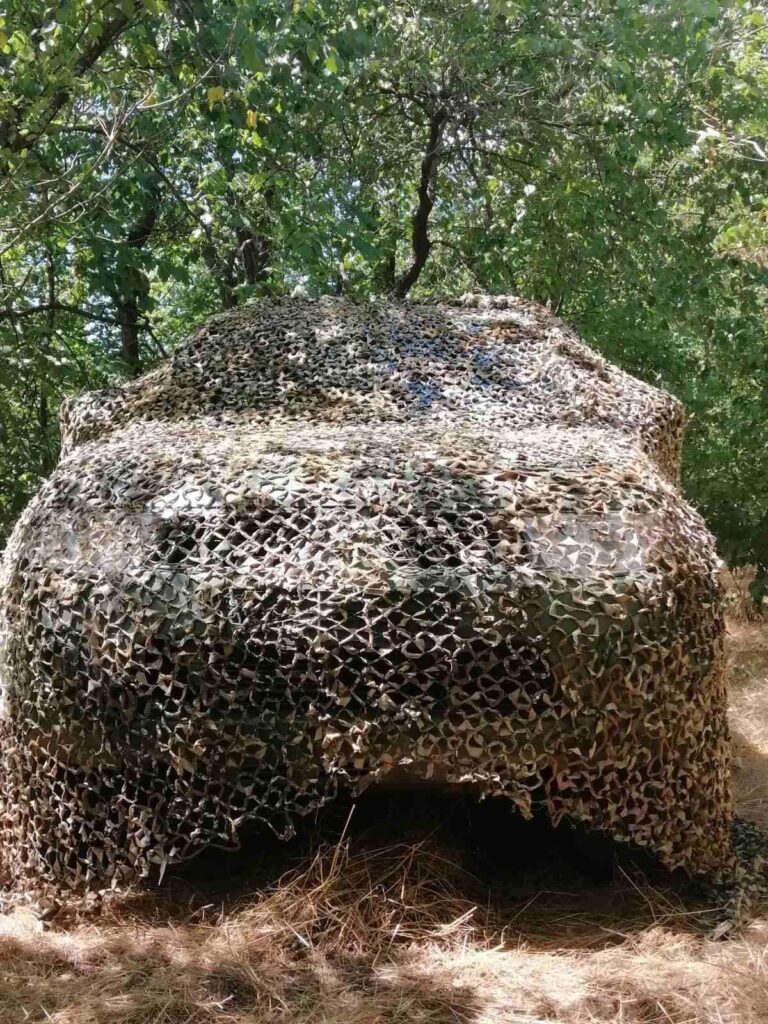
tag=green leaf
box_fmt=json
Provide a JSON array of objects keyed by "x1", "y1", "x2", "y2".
[
  {"x1": 242, "y1": 37, "x2": 265, "y2": 73},
  {"x1": 207, "y1": 85, "x2": 225, "y2": 109}
]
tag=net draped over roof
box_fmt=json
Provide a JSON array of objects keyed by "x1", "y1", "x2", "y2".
[{"x1": 0, "y1": 295, "x2": 731, "y2": 890}]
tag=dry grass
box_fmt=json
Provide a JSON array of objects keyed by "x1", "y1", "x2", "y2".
[
  {"x1": 728, "y1": 619, "x2": 768, "y2": 831},
  {"x1": 2, "y1": 617, "x2": 768, "y2": 1024},
  {"x1": 4, "y1": 842, "x2": 767, "y2": 1024}
]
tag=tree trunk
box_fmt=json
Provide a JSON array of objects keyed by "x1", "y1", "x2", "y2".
[
  {"x1": 112, "y1": 188, "x2": 160, "y2": 375},
  {"x1": 237, "y1": 229, "x2": 270, "y2": 287},
  {"x1": 116, "y1": 293, "x2": 142, "y2": 376},
  {"x1": 374, "y1": 250, "x2": 397, "y2": 294},
  {"x1": 235, "y1": 184, "x2": 275, "y2": 292},
  {"x1": 391, "y1": 107, "x2": 447, "y2": 299},
  {"x1": 39, "y1": 247, "x2": 56, "y2": 473}
]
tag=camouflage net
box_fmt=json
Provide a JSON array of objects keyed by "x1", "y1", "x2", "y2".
[{"x1": 0, "y1": 295, "x2": 731, "y2": 891}]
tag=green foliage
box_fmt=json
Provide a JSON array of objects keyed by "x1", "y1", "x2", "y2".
[{"x1": 0, "y1": 0, "x2": 766, "y2": 594}]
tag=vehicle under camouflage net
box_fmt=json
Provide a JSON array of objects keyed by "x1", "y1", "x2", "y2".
[{"x1": 0, "y1": 295, "x2": 731, "y2": 891}]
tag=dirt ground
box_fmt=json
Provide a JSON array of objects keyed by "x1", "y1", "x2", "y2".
[{"x1": 2, "y1": 619, "x2": 768, "y2": 1024}]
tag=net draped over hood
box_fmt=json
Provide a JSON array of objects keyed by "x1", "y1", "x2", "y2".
[{"x1": 0, "y1": 295, "x2": 731, "y2": 890}]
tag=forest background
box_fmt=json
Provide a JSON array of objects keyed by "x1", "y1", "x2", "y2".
[{"x1": 1, "y1": 0, "x2": 766, "y2": 596}]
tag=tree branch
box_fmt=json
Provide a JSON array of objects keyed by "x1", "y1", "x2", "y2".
[
  {"x1": 0, "y1": 302, "x2": 143, "y2": 327},
  {"x1": 0, "y1": 6, "x2": 143, "y2": 155}
]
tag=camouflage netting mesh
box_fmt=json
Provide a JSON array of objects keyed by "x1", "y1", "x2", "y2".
[{"x1": 0, "y1": 295, "x2": 731, "y2": 891}]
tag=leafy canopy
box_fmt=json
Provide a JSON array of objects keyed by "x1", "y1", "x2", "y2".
[{"x1": 0, "y1": 0, "x2": 766, "y2": 593}]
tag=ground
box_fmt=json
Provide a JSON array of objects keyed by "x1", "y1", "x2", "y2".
[{"x1": 2, "y1": 618, "x2": 768, "y2": 1024}]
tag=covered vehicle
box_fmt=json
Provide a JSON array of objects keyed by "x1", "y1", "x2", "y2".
[{"x1": 0, "y1": 295, "x2": 731, "y2": 889}]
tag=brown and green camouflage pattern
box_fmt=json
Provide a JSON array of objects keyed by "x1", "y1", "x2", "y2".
[{"x1": 0, "y1": 295, "x2": 731, "y2": 890}]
